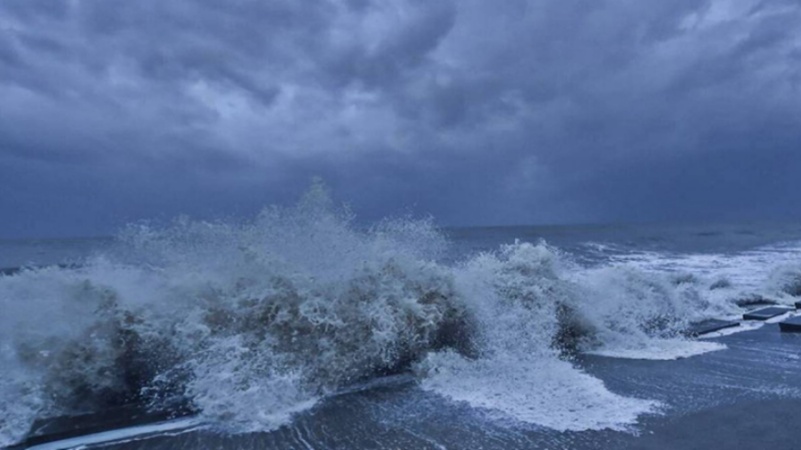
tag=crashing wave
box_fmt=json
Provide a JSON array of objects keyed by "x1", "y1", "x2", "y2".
[
  {"x1": 3, "y1": 183, "x2": 795, "y2": 445},
  {"x1": 0, "y1": 182, "x2": 471, "y2": 443}
]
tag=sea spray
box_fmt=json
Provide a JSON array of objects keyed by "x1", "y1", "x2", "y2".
[
  {"x1": 0, "y1": 183, "x2": 471, "y2": 443},
  {"x1": 570, "y1": 266, "x2": 727, "y2": 359},
  {"x1": 4, "y1": 185, "x2": 789, "y2": 445},
  {"x1": 417, "y1": 242, "x2": 661, "y2": 431}
]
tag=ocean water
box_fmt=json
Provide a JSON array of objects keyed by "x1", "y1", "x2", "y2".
[{"x1": 2, "y1": 189, "x2": 801, "y2": 448}]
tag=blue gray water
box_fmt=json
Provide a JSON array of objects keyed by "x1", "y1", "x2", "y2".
[
  {"x1": 2, "y1": 211, "x2": 801, "y2": 449},
  {"x1": 0, "y1": 237, "x2": 113, "y2": 271},
  {"x1": 5, "y1": 221, "x2": 801, "y2": 268},
  {"x1": 445, "y1": 222, "x2": 801, "y2": 263}
]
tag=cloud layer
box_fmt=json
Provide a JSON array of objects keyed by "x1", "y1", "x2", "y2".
[{"x1": 1, "y1": 0, "x2": 800, "y2": 237}]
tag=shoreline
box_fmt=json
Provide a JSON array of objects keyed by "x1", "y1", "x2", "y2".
[{"x1": 9, "y1": 322, "x2": 800, "y2": 450}]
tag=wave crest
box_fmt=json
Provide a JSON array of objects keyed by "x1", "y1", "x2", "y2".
[
  {"x1": 6, "y1": 187, "x2": 793, "y2": 444},
  {"x1": 0, "y1": 186, "x2": 473, "y2": 442}
]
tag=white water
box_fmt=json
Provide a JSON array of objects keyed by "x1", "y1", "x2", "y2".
[
  {"x1": 26, "y1": 417, "x2": 203, "y2": 450},
  {"x1": 2, "y1": 185, "x2": 800, "y2": 446}
]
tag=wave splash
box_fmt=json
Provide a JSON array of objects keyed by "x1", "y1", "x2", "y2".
[
  {"x1": 417, "y1": 243, "x2": 661, "y2": 431},
  {"x1": 0, "y1": 182, "x2": 466, "y2": 445},
  {"x1": 1, "y1": 184, "x2": 794, "y2": 445}
]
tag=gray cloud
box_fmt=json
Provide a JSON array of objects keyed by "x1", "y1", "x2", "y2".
[{"x1": 1, "y1": 0, "x2": 800, "y2": 237}]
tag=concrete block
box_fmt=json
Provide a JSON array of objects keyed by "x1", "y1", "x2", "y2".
[
  {"x1": 742, "y1": 307, "x2": 792, "y2": 321},
  {"x1": 779, "y1": 316, "x2": 801, "y2": 333},
  {"x1": 684, "y1": 319, "x2": 739, "y2": 337}
]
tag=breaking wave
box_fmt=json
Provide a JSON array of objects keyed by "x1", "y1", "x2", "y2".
[{"x1": 1, "y1": 183, "x2": 799, "y2": 445}]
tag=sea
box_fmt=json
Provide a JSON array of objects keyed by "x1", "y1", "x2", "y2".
[{"x1": 2, "y1": 193, "x2": 801, "y2": 449}]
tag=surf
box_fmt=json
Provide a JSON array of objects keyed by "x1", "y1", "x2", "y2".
[{"x1": 2, "y1": 184, "x2": 801, "y2": 447}]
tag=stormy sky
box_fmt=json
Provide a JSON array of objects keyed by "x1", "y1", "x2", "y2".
[{"x1": 1, "y1": 0, "x2": 800, "y2": 238}]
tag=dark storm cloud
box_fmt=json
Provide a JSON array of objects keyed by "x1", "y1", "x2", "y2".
[{"x1": 1, "y1": 0, "x2": 800, "y2": 237}]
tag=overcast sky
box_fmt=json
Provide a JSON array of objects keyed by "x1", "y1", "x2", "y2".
[{"x1": 1, "y1": 0, "x2": 800, "y2": 238}]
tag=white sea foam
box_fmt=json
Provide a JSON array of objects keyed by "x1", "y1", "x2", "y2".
[
  {"x1": 26, "y1": 417, "x2": 203, "y2": 450},
  {"x1": 416, "y1": 241, "x2": 707, "y2": 429},
  {"x1": 606, "y1": 241, "x2": 801, "y2": 305},
  {"x1": 586, "y1": 338, "x2": 726, "y2": 360},
  {"x1": 0, "y1": 182, "x2": 463, "y2": 444},
  {"x1": 2, "y1": 185, "x2": 800, "y2": 445},
  {"x1": 419, "y1": 351, "x2": 659, "y2": 432}
]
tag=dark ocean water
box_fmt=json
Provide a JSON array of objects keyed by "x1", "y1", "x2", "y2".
[
  {"x1": 5, "y1": 221, "x2": 801, "y2": 268},
  {"x1": 0, "y1": 237, "x2": 113, "y2": 272},
  {"x1": 2, "y1": 213, "x2": 801, "y2": 449},
  {"x1": 445, "y1": 221, "x2": 801, "y2": 262}
]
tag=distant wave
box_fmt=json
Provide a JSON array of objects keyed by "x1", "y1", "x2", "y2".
[
  {"x1": 0, "y1": 263, "x2": 83, "y2": 277},
  {"x1": 2, "y1": 183, "x2": 800, "y2": 446}
]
